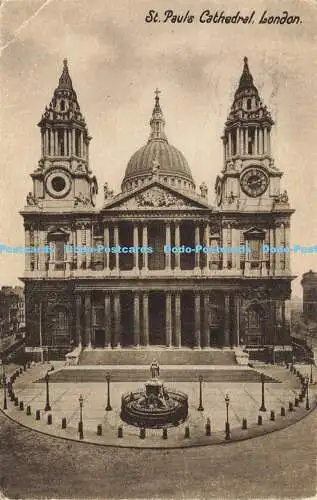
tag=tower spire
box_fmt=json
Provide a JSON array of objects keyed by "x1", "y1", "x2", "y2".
[
  {"x1": 149, "y1": 89, "x2": 167, "y2": 141},
  {"x1": 57, "y1": 58, "x2": 73, "y2": 90},
  {"x1": 236, "y1": 56, "x2": 255, "y2": 93}
]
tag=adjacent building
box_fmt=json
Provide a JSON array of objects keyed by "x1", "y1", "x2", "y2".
[
  {"x1": 0, "y1": 286, "x2": 25, "y2": 338},
  {"x1": 21, "y1": 57, "x2": 295, "y2": 360}
]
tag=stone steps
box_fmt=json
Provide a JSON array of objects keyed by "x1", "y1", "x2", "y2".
[
  {"x1": 78, "y1": 348, "x2": 237, "y2": 366},
  {"x1": 45, "y1": 367, "x2": 278, "y2": 384}
]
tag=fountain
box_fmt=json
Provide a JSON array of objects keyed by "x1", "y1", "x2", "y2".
[{"x1": 120, "y1": 360, "x2": 188, "y2": 428}]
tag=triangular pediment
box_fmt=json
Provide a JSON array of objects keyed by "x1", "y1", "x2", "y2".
[
  {"x1": 102, "y1": 180, "x2": 210, "y2": 210},
  {"x1": 243, "y1": 226, "x2": 265, "y2": 239}
]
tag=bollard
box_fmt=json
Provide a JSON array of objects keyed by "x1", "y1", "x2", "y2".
[
  {"x1": 257, "y1": 415, "x2": 263, "y2": 425},
  {"x1": 286, "y1": 363, "x2": 289, "y2": 369},
  {"x1": 294, "y1": 397, "x2": 299, "y2": 407},
  {"x1": 19, "y1": 367, "x2": 23, "y2": 374},
  {"x1": 14, "y1": 397, "x2": 19, "y2": 407},
  {"x1": 281, "y1": 406, "x2": 285, "y2": 416},
  {"x1": 97, "y1": 424, "x2": 102, "y2": 436},
  {"x1": 35, "y1": 409, "x2": 40, "y2": 420},
  {"x1": 162, "y1": 427, "x2": 168, "y2": 440},
  {"x1": 288, "y1": 402, "x2": 294, "y2": 412},
  {"x1": 15, "y1": 370, "x2": 20, "y2": 378},
  {"x1": 26, "y1": 405, "x2": 31, "y2": 415},
  {"x1": 47, "y1": 414, "x2": 52, "y2": 425},
  {"x1": 184, "y1": 426, "x2": 190, "y2": 439},
  {"x1": 242, "y1": 418, "x2": 248, "y2": 430},
  {"x1": 117, "y1": 426, "x2": 123, "y2": 438},
  {"x1": 205, "y1": 417, "x2": 211, "y2": 436},
  {"x1": 270, "y1": 410, "x2": 275, "y2": 421},
  {"x1": 10, "y1": 392, "x2": 15, "y2": 402},
  {"x1": 62, "y1": 417, "x2": 67, "y2": 429},
  {"x1": 140, "y1": 428, "x2": 146, "y2": 439},
  {"x1": 19, "y1": 401, "x2": 24, "y2": 411},
  {"x1": 27, "y1": 362, "x2": 31, "y2": 369}
]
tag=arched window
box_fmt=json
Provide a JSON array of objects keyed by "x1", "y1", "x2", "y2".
[
  {"x1": 247, "y1": 98, "x2": 252, "y2": 110},
  {"x1": 60, "y1": 100, "x2": 65, "y2": 111}
]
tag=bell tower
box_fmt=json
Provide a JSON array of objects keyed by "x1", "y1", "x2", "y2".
[
  {"x1": 215, "y1": 57, "x2": 288, "y2": 211},
  {"x1": 26, "y1": 59, "x2": 98, "y2": 210}
]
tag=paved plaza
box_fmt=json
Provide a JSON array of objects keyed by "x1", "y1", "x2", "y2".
[{"x1": 3, "y1": 362, "x2": 316, "y2": 448}]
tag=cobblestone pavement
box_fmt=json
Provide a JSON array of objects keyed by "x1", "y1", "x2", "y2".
[{"x1": 0, "y1": 405, "x2": 316, "y2": 499}]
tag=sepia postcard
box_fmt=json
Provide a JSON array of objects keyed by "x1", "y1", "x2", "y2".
[{"x1": 0, "y1": 0, "x2": 316, "y2": 499}]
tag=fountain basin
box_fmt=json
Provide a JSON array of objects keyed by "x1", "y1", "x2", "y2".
[{"x1": 120, "y1": 379, "x2": 188, "y2": 429}]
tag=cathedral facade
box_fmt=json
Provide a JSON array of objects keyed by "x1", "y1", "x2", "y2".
[{"x1": 21, "y1": 58, "x2": 295, "y2": 359}]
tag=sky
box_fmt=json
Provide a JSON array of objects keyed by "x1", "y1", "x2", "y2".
[{"x1": 0, "y1": 0, "x2": 316, "y2": 298}]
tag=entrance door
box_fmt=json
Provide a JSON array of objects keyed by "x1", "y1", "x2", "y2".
[
  {"x1": 245, "y1": 305, "x2": 265, "y2": 345},
  {"x1": 149, "y1": 292, "x2": 165, "y2": 345},
  {"x1": 95, "y1": 329, "x2": 105, "y2": 347}
]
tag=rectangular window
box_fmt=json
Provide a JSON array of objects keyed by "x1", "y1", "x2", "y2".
[{"x1": 55, "y1": 241, "x2": 64, "y2": 262}]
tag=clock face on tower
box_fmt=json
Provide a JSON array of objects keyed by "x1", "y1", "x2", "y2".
[
  {"x1": 240, "y1": 168, "x2": 268, "y2": 198},
  {"x1": 46, "y1": 170, "x2": 71, "y2": 198}
]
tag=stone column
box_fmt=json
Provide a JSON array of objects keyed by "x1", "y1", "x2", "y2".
[
  {"x1": 224, "y1": 294, "x2": 230, "y2": 346},
  {"x1": 25, "y1": 226, "x2": 31, "y2": 271},
  {"x1": 133, "y1": 224, "x2": 139, "y2": 270},
  {"x1": 50, "y1": 130, "x2": 54, "y2": 156},
  {"x1": 234, "y1": 296, "x2": 240, "y2": 347},
  {"x1": 236, "y1": 127, "x2": 240, "y2": 155},
  {"x1": 203, "y1": 293, "x2": 210, "y2": 348},
  {"x1": 86, "y1": 225, "x2": 92, "y2": 269},
  {"x1": 203, "y1": 223, "x2": 209, "y2": 271},
  {"x1": 264, "y1": 127, "x2": 268, "y2": 154},
  {"x1": 232, "y1": 227, "x2": 240, "y2": 271},
  {"x1": 222, "y1": 226, "x2": 228, "y2": 269},
  {"x1": 104, "y1": 293, "x2": 111, "y2": 347},
  {"x1": 142, "y1": 292, "x2": 149, "y2": 346},
  {"x1": 228, "y1": 131, "x2": 232, "y2": 157},
  {"x1": 54, "y1": 131, "x2": 58, "y2": 156},
  {"x1": 194, "y1": 293, "x2": 201, "y2": 348},
  {"x1": 113, "y1": 292, "x2": 121, "y2": 347},
  {"x1": 274, "y1": 224, "x2": 281, "y2": 275},
  {"x1": 76, "y1": 295, "x2": 82, "y2": 347},
  {"x1": 38, "y1": 228, "x2": 46, "y2": 271},
  {"x1": 245, "y1": 128, "x2": 249, "y2": 154},
  {"x1": 114, "y1": 225, "x2": 119, "y2": 270},
  {"x1": 175, "y1": 292, "x2": 181, "y2": 347},
  {"x1": 165, "y1": 292, "x2": 172, "y2": 347},
  {"x1": 72, "y1": 128, "x2": 76, "y2": 155},
  {"x1": 165, "y1": 223, "x2": 171, "y2": 270},
  {"x1": 284, "y1": 225, "x2": 290, "y2": 272},
  {"x1": 269, "y1": 227, "x2": 275, "y2": 275},
  {"x1": 267, "y1": 128, "x2": 271, "y2": 154},
  {"x1": 84, "y1": 293, "x2": 92, "y2": 348},
  {"x1": 240, "y1": 127, "x2": 244, "y2": 154},
  {"x1": 255, "y1": 128, "x2": 258, "y2": 155},
  {"x1": 80, "y1": 131, "x2": 84, "y2": 158},
  {"x1": 194, "y1": 224, "x2": 200, "y2": 269},
  {"x1": 133, "y1": 292, "x2": 140, "y2": 347},
  {"x1": 64, "y1": 129, "x2": 67, "y2": 156},
  {"x1": 142, "y1": 224, "x2": 148, "y2": 270},
  {"x1": 104, "y1": 225, "x2": 110, "y2": 270},
  {"x1": 45, "y1": 129, "x2": 49, "y2": 156},
  {"x1": 174, "y1": 223, "x2": 180, "y2": 270},
  {"x1": 41, "y1": 132, "x2": 45, "y2": 157}
]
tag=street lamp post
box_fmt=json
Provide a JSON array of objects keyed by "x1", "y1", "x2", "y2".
[
  {"x1": 105, "y1": 372, "x2": 112, "y2": 411},
  {"x1": 305, "y1": 377, "x2": 310, "y2": 410},
  {"x1": 79, "y1": 394, "x2": 84, "y2": 439},
  {"x1": 225, "y1": 393, "x2": 230, "y2": 440},
  {"x1": 197, "y1": 375, "x2": 204, "y2": 411},
  {"x1": 44, "y1": 371, "x2": 51, "y2": 411},
  {"x1": 259, "y1": 372, "x2": 267, "y2": 412}
]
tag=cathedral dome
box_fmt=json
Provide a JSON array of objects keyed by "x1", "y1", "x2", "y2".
[{"x1": 121, "y1": 91, "x2": 195, "y2": 192}]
